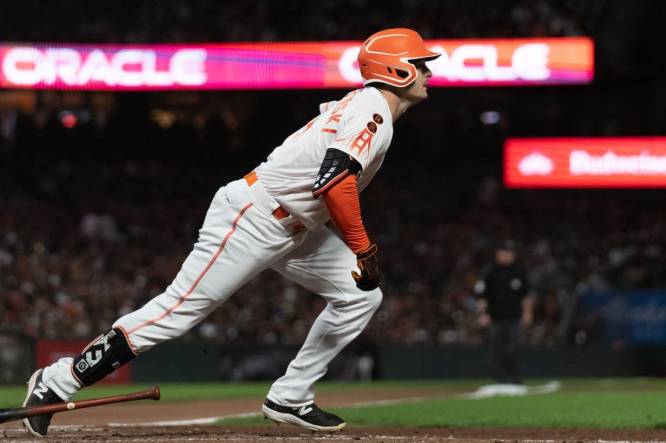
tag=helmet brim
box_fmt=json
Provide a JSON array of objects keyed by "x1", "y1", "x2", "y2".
[{"x1": 408, "y1": 51, "x2": 441, "y2": 62}]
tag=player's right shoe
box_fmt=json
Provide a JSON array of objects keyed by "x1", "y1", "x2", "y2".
[
  {"x1": 262, "y1": 398, "x2": 346, "y2": 432},
  {"x1": 22, "y1": 369, "x2": 64, "y2": 437}
]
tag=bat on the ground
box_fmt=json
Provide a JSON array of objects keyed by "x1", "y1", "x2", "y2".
[{"x1": 0, "y1": 386, "x2": 160, "y2": 424}]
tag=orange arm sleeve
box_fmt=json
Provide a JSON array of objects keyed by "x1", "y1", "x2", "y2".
[{"x1": 322, "y1": 173, "x2": 371, "y2": 254}]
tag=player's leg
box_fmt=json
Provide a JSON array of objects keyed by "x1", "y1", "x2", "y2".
[
  {"x1": 24, "y1": 179, "x2": 299, "y2": 436},
  {"x1": 504, "y1": 319, "x2": 523, "y2": 384},
  {"x1": 263, "y1": 225, "x2": 382, "y2": 431},
  {"x1": 489, "y1": 321, "x2": 508, "y2": 382}
]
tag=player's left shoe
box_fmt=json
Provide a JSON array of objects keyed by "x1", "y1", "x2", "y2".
[
  {"x1": 262, "y1": 398, "x2": 346, "y2": 432},
  {"x1": 22, "y1": 369, "x2": 64, "y2": 437}
]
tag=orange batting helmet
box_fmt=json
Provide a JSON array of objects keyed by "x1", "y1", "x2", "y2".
[{"x1": 358, "y1": 28, "x2": 440, "y2": 88}]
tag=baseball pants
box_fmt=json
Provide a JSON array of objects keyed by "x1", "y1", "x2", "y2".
[
  {"x1": 489, "y1": 319, "x2": 522, "y2": 383},
  {"x1": 41, "y1": 177, "x2": 383, "y2": 406}
]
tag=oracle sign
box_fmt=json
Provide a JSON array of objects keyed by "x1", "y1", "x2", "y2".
[
  {"x1": 2, "y1": 47, "x2": 206, "y2": 87},
  {"x1": 340, "y1": 39, "x2": 590, "y2": 86},
  {"x1": 0, "y1": 38, "x2": 593, "y2": 90},
  {"x1": 505, "y1": 137, "x2": 666, "y2": 188}
]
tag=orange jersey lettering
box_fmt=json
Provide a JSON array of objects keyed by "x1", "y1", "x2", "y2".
[{"x1": 350, "y1": 128, "x2": 374, "y2": 155}]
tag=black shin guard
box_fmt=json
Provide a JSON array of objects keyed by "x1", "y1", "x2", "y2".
[{"x1": 72, "y1": 328, "x2": 136, "y2": 386}]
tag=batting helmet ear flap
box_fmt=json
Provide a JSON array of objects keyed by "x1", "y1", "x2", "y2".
[
  {"x1": 358, "y1": 28, "x2": 440, "y2": 88},
  {"x1": 394, "y1": 68, "x2": 409, "y2": 79}
]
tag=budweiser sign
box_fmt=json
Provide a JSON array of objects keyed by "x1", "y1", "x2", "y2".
[
  {"x1": 570, "y1": 151, "x2": 666, "y2": 175},
  {"x1": 505, "y1": 138, "x2": 666, "y2": 188}
]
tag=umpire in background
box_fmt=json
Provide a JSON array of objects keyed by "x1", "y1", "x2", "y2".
[{"x1": 475, "y1": 239, "x2": 534, "y2": 384}]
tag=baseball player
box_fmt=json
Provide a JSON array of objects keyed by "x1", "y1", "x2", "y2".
[{"x1": 22, "y1": 28, "x2": 439, "y2": 437}]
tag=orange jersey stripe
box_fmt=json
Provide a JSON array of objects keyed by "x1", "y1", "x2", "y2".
[{"x1": 127, "y1": 203, "x2": 254, "y2": 336}]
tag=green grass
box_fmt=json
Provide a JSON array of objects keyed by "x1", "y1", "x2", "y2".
[
  {"x1": 222, "y1": 393, "x2": 666, "y2": 429},
  {"x1": 217, "y1": 379, "x2": 666, "y2": 429},
  {"x1": 0, "y1": 379, "x2": 480, "y2": 409},
  {"x1": 0, "y1": 382, "x2": 266, "y2": 408},
  {"x1": 3, "y1": 379, "x2": 666, "y2": 429}
]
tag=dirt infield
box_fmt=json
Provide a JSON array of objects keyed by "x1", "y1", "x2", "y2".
[
  {"x1": 3, "y1": 425, "x2": 666, "y2": 443},
  {"x1": 1, "y1": 385, "x2": 664, "y2": 442}
]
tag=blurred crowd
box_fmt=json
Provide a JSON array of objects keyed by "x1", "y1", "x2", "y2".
[
  {"x1": 2, "y1": 100, "x2": 665, "y2": 347},
  {"x1": 1, "y1": 0, "x2": 665, "y2": 348},
  {"x1": 0, "y1": 0, "x2": 603, "y2": 43}
]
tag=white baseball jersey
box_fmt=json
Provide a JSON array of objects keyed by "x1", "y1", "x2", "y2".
[
  {"x1": 255, "y1": 86, "x2": 393, "y2": 230},
  {"x1": 40, "y1": 87, "x2": 391, "y2": 409}
]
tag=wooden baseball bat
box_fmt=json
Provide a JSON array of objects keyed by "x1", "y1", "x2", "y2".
[{"x1": 0, "y1": 386, "x2": 160, "y2": 425}]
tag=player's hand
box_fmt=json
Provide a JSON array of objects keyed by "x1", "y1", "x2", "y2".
[{"x1": 352, "y1": 243, "x2": 380, "y2": 291}]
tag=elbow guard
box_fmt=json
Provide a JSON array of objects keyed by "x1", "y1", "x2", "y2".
[{"x1": 312, "y1": 148, "x2": 362, "y2": 197}]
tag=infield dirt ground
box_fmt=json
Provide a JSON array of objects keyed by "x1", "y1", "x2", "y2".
[{"x1": 1, "y1": 383, "x2": 664, "y2": 442}]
